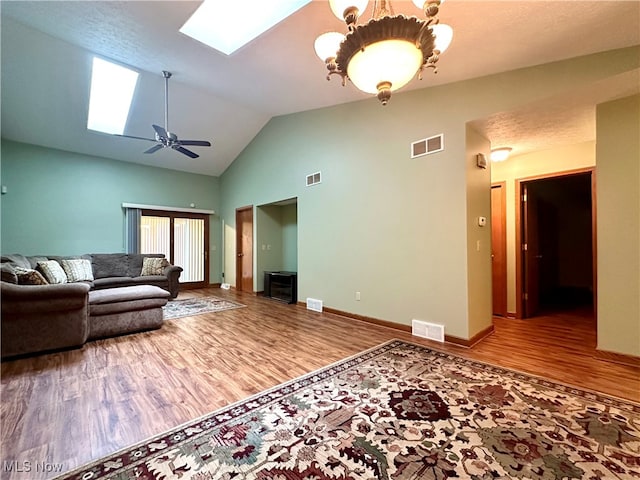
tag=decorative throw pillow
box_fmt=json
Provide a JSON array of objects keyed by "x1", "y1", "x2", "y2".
[
  {"x1": 14, "y1": 266, "x2": 49, "y2": 285},
  {"x1": 37, "y1": 260, "x2": 68, "y2": 284},
  {"x1": 61, "y1": 258, "x2": 94, "y2": 282},
  {"x1": 140, "y1": 257, "x2": 169, "y2": 276}
]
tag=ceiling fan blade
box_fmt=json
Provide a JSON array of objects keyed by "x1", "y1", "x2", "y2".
[
  {"x1": 144, "y1": 144, "x2": 164, "y2": 154},
  {"x1": 114, "y1": 134, "x2": 156, "y2": 142},
  {"x1": 173, "y1": 146, "x2": 199, "y2": 158},
  {"x1": 179, "y1": 140, "x2": 212, "y2": 147},
  {"x1": 152, "y1": 124, "x2": 168, "y2": 139}
]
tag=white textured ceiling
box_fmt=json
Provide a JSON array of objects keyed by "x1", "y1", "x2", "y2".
[{"x1": 2, "y1": 1, "x2": 639, "y2": 176}]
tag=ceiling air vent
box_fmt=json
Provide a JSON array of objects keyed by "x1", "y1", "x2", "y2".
[
  {"x1": 411, "y1": 134, "x2": 444, "y2": 158},
  {"x1": 306, "y1": 172, "x2": 321, "y2": 187}
]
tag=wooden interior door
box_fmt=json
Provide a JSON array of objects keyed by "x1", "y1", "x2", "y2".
[
  {"x1": 523, "y1": 184, "x2": 541, "y2": 317},
  {"x1": 235, "y1": 206, "x2": 253, "y2": 292},
  {"x1": 491, "y1": 184, "x2": 507, "y2": 317}
]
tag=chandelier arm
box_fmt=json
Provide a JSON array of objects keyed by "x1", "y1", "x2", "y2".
[
  {"x1": 415, "y1": 17, "x2": 437, "y2": 49},
  {"x1": 425, "y1": 51, "x2": 440, "y2": 73},
  {"x1": 327, "y1": 70, "x2": 348, "y2": 86}
]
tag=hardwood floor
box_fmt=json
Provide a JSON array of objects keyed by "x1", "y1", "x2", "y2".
[{"x1": 1, "y1": 288, "x2": 638, "y2": 479}]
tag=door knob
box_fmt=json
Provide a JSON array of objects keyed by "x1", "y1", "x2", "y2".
[{"x1": 237, "y1": 253, "x2": 244, "y2": 257}]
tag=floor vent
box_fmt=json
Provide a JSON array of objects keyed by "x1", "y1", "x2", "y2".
[
  {"x1": 306, "y1": 298, "x2": 323, "y2": 312},
  {"x1": 306, "y1": 172, "x2": 321, "y2": 186},
  {"x1": 411, "y1": 134, "x2": 444, "y2": 158},
  {"x1": 412, "y1": 319, "x2": 445, "y2": 342}
]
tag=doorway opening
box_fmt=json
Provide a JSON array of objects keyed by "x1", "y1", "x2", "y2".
[{"x1": 516, "y1": 168, "x2": 596, "y2": 319}]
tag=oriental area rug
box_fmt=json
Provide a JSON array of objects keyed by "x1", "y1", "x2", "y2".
[
  {"x1": 162, "y1": 296, "x2": 246, "y2": 320},
  {"x1": 56, "y1": 340, "x2": 640, "y2": 480}
]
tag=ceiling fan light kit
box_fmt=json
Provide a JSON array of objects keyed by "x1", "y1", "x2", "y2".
[
  {"x1": 316, "y1": 0, "x2": 452, "y2": 105},
  {"x1": 115, "y1": 70, "x2": 212, "y2": 158}
]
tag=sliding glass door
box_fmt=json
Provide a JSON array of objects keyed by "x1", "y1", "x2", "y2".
[
  {"x1": 141, "y1": 210, "x2": 209, "y2": 287},
  {"x1": 173, "y1": 217, "x2": 205, "y2": 283}
]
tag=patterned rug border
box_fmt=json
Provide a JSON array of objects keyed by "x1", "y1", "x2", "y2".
[
  {"x1": 163, "y1": 296, "x2": 246, "y2": 320},
  {"x1": 55, "y1": 339, "x2": 640, "y2": 480}
]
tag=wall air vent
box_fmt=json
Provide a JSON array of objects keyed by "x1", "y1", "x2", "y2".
[
  {"x1": 411, "y1": 319, "x2": 445, "y2": 342},
  {"x1": 306, "y1": 172, "x2": 321, "y2": 186},
  {"x1": 411, "y1": 134, "x2": 444, "y2": 158},
  {"x1": 306, "y1": 298, "x2": 323, "y2": 312}
]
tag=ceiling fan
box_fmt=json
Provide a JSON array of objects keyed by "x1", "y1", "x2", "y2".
[{"x1": 116, "y1": 71, "x2": 211, "y2": 159}]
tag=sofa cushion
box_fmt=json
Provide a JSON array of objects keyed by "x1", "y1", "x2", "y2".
[
  {"x1": 93, "y1": 277, "x2": 135, "y2": 289},
  {"x1": 1, "y1": 254, "x2": 31, "y2": 270},
  {"x1": 141, "y1": 257, "x2": 170, "y2": 276},
  {"x1": 89, "y1": 285, "x2": 170, "y2": 316},
  {"x1": 37, "y1": 260, "x2": 67, "y2": 284},
  {"x1": 1, "y1": 263, "x2": 18, "y2": 284},
  {"x1": 91, "y1": 254, "x2": 128, "y2": 279},
  {"x1": 61, "y1": 259, "x2": 94, "y2": 282},
  {"x1": 26, "y1": 256, "x2": 50, "y2": 269},
  {"x1": 89, "y1": 284, "x2": 170, "y2": 304},
  {"x1": 15, "y1": 267, "x2": 49, "y2": 285}
]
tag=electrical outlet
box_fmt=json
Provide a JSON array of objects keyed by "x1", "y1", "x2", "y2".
[{"x1": 356, "y1": 291, "x2": 361, "y2": 301}]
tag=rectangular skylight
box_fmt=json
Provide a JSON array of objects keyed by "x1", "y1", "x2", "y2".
[
  {"x1": 180, "y1": 0, "x2": 311, "y2": 56},
  {"x1": 87, "y1": 57, "x2": 139, "y2": 135}
]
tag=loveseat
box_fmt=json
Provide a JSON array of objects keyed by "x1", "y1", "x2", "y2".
[{"x1": 1, "y1": 253, "x2": 182, "y2": 359}]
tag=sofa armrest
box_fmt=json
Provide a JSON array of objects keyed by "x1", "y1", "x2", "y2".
[
  {"x1": 1, "y1": 281, "x2": 90, "y2": 313},
  {"x1": 163, "y1": 265, "x2": 183, "y2": 299},
  {"x1": 1, "y1": 281, "x2": 90, "y2": 358}
]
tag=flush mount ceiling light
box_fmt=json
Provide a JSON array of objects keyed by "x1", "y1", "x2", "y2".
[
  {"x1": 314, "y1": 0, "x2": 453, "y2": 105},
  {"x1": 490, "y1": 147, "x2": 513, "y2": 162}
]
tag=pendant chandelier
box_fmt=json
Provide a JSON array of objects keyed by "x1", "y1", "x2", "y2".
[{"x1": 314, "y1": 0, "x2": 453, "y2": 105}]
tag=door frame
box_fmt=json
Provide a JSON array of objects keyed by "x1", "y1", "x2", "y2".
[
  {"x1": 491, "y1": 182, "x2": 507, "y2": 317},
  {"x1": 141, "y1": 209, "x2": 210, "y2": 289},
  {"x1": 515, "y1": 167, "x2": 596, "y2": 319},
  {"x1": 235, "y1": 205, "x2": 254, "y2": 292}
]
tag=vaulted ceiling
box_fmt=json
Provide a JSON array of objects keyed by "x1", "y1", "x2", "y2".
[{"x1": 2, "y1": 1, "x2": 639, "y2": 176}]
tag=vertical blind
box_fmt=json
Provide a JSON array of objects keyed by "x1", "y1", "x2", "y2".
[
  {"x1": 173, "y1": 218, "x2": 205, "y2": 283},
  {"x1": 125, "y1": 208, "x2": 141, "y2": 254},
  {"x1": 140, "y1": 216, "x2": 171, "y2": 259}
]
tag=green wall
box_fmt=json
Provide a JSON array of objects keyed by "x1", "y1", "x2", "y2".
[
  {"x1": 220, "y1": 46, "x2": 639, "y2": 341},
  {"x1": 256, "y1": 205, "x2": 285, "y2": 291},
  {"x1": 281, "y1": 203, "x2": 298, "y2": 272},
  {"x1": 596, "y1": 94, "x2": 640, "y2": 357},
  {"x1": 0, "y1": 140, "x2": 222, "y2": 282}
]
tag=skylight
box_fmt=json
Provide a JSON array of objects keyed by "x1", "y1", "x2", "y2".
[
  {"x1": 180, "y1": 0, "x2": 311, "y2": 56},
  {"x1": 87, "y1": 57, "x2": 139, "y2": 135}
]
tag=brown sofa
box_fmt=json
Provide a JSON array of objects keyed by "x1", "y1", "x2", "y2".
[
  {"x1": 1, "y1": 253, "x2": 181, "y2": 359},
  {"x1": 2, "y1": 253, "x2": 182, "y2": 298}
]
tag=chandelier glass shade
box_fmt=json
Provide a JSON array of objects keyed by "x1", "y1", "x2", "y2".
[{"x1": 315, "y1": 0, "x2": 452, "y2": 105}]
